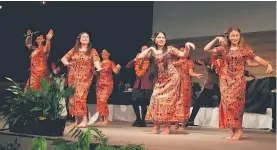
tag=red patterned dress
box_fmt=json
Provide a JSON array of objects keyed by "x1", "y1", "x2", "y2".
[
  {"x1": 145, "y1": 47, "x2": 185, "y2": 122},
  {"x1": 172, "y1": 59, "x2": 194, "y2": 120},
  {"x1": 25, "y1": 46, "x2": 49, "y2": 91},
  {"x1": 64, "y1": 48, "x2": 100, "y2": 116},
  {"x1": 215, "y1": 45, "x2": 256, "y2": 128},
  {"x1": 96, "y1": 60, "x2": 117, "y2": 116}
]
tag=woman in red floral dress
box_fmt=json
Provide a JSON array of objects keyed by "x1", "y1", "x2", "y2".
[
  {"x1": 137, "y1": 32, "x2": 195, "y2": 134},
  {"x1": 96, "y1": 49, "x2": 121, "y2": 126},
  {"x1": 61, "y1": 32, "x2": 102, "y2": 128},
  {"x1": 172, "y1": 47, "x2": 203, "y2": 130},
  {"x1": 24, "y1": 29, "x2": 54, "y2": 91},
  {"x1": 204, "y1": 26, "x2": 274, "y2": 140}
]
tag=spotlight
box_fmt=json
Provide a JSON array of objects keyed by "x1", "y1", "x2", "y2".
[{"x1": 40, "y1": 1, "x2": 48, "y2": 6}]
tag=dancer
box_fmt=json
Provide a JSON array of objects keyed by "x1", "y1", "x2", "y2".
[
  {"x1": 24, "y1": 29, "x2": 54, "y2": 91},
  {"x1": 186, "y1": 51, "x2": 258, "y2": 127},
  {"x1": 61, "y1": 32, "x2": 102, "y2": 128},
  {"x1": 137, "y1": 31, "x2": 195, "y2": 134},
  {"x1": 126, "y1": 45, "x2": 153, "y2": 127},
  {"x1": 172, "y1": 46, "x2": 203, "y2": 130},
  {"x1": 96, "y1": 49, "x2": 121, "y2": 126},
  {"x1": 204, "y1": 26, "x2": 273, "y2": 140}
]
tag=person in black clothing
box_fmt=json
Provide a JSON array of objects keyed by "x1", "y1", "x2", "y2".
[{"x1": 186, "y1": 53, "x2": 257, "y2": 126}]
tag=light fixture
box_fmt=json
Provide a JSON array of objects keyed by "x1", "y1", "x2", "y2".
[{"x1": 40, "y1": 1, "x2": 48, "y2": 6}]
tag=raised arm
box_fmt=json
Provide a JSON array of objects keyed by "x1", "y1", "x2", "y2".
[
  {"x1": 137, "y1": 48, "x2": 153, "y2": 59},
  {"x1": 204, "y1": 37, "x2": 225, "y2": 53},
  {"x1": 43, "y1": 29, "x2": 54, "y2": 54},
  {"x1": 168, "y1": 42, "x2": 195, "y2": 58},
  {"x1": 25, "y1": 30, "x2": 32, "y2": 49}
]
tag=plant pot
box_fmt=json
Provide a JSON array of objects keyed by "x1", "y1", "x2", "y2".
[{"x1": 9, "y1": 118, "x2": 66, "y2": 136}]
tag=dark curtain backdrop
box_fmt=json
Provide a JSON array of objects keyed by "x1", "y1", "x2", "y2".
[{"x1": 0, "y1": 1, "x2": 153, "y2": 85}]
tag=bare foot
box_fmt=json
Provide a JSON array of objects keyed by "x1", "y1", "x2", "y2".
[
  {"x1": 225, "y1": 136, "x2": 233, "y2": 140},
  {"x1": 152, "y1": 128, "x2": 159, "y2": 134},
  {"x1": 95, "y1": 121, "x2": 103, "y2": 125},
  {"x1": 232, "y1": 129, "x2": 243, "y2": 140},
  {"x1": 228, "y1": 129, "x2": 235, "y2": 137},
  {"x1": 161, "y1": 128, "x2": 170, "y2": 134},
  {"x1": 152, "y1": 124, "x2": 160, "y2": 134},
  {"x1": 101, "y1": 120, "x2": 109, "y2": 126}
]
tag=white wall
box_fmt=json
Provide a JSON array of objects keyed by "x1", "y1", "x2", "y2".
[{"x1": 153, "y1": 1, "x2": 276, "y2": 39}]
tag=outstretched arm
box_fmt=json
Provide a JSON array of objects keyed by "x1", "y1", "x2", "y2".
[
  {"x1": 245, "y1": 60, "x2": 260, "y2": 67},
  {"x1": 245, "y1": 46, "x2": 273, "y2": 74},
  {"x1": 189, "y1": 69, "x2": 203, "y2": 79}
]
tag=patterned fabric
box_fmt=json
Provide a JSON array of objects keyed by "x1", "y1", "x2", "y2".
[
  {"x1": 96, "y1": 60, "x2": 116, "y2": 116},
  {"x1": 25, "y1": 46, "x2": 49, "y2": 91},
  {"x1": 65, "y1": 48, "x2": 100, "y2": 116},
  {"x1": 172, "y1": 59, "x2": 194, "y2": 120},
  {"x1": 216, "y1": 45, "x2": 256, "y2": 128},
  {"x1": 145, "y1": 47, "x2": 185, "y2": 122}
]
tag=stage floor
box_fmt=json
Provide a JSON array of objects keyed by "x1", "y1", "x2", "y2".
[{"x1": 0, "y1": 120, "x2": 275, "y2": 150}]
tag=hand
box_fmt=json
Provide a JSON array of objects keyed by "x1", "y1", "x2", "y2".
[
  {"x1": 116, "y1": 64, "x2": 121, "y2": 69},
  {"x1": 217, "y1": 37, "x2": 225, "y2": 44},
  {"x1": 96, "y1": 68, "x2": 103, "y2": 72},
  {"x1": 149, "y1": 46, "x2": 157, "y2": 52},
  {"x1": 185, "y1": 42, "x2": 195, "y2": 50},
  {"x1": 266, "y1": 64, "x2": 274, "y2": 74},
  {"x1": 46, "y1": 29, "x2": 54, "y2": 40},
  {"x1": 196, "y1": 74, "x2": 203, "y2": 79},
  {"x1": 26, "y1": 29, "x2": 32, "y2": 36}
]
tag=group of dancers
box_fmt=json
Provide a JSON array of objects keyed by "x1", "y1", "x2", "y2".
[{"x1": 24, "y1": 25, "x2": 273, "y2": 141}]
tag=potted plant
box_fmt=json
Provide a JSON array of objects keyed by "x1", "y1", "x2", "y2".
[{"x1": 1, "y1": 74, "x2": 74, "y2": 136}]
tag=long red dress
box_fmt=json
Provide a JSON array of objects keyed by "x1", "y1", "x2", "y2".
[
  {"x1": 64, "y1": 48, "x2": 100, "y2": 116},
  {"x1": 172, "y1": 59, "x2": 194, "y2": 120},
  {"x1": 25, "y1": 46, "x2": 49, "y2": 91},
  {"x1": 96, "y1": 60, "x2": 117, "y2": 116},
  {"x1": 216, "y1": 45, "x2": 256, "y2": 128},
  {"x1": 145, "y1": 47, "x2": 185, "y2": 122}
]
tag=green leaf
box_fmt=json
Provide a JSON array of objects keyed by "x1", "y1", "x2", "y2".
[
  {"x1": 32, "y1": 91, "x2": 41, "y2": 97},
  {"x1": 40, "y1": 78, "x2": 50, "y2": 92}
]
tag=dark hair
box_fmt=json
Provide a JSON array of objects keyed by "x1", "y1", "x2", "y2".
[
  {"x1": 74, "y1": 32, "x2": 92, "y2": 56},
  {"x1": 32, "y1": 34, "x2": 46, "y2": 49},
  {"x1": 148, "y1": 31, "x2": 168, "y2": 80}
]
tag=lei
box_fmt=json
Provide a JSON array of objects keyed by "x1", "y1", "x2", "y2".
[
  {"x1": 134, "y1": 59, "x2": 150, "y2": 77},
  {"x1": 210, "y1": 56, "x2": 224, "y2": 76}
]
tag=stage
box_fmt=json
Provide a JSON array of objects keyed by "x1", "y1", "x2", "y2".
[{"x1": 0, "y1": 120, "x2": 275, "y2": 150}]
